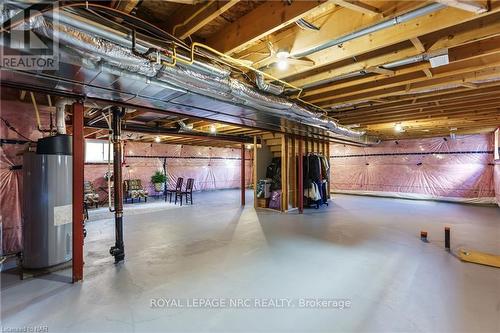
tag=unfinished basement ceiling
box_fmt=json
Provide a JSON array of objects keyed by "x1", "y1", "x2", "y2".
[{"x1": 0, "y1": 87, "x2": 268, "y2": 148}]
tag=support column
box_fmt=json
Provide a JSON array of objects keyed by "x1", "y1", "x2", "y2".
[
  {"x1": 290, "y1": 136, "x2": 296, "y2": 208},
  {"x1": 253, "y1": 136, "x2": 258, "y2": 209},
  {"x1": 326, "y1": 141, "x2": 331, "y2": 199},
  {"x1": 298, "y1": 139, "x2": 304, "y2": 214},
  {"x1": 241, "y1": 143, "x2": 245, "y2": 206},
  {"x1": 109, "y1": 106, "x2": 125, "y2": 263},
  {"x1": 72, "y1": 101, "x2": 84, "y2": 283},
  {"x1": 281, "y1": 135, "x2": 288, "y2": 212}
]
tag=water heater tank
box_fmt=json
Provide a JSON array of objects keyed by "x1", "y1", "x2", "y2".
[{"x1": 22, "y1": 135, "x2": 73, "y2": 269}]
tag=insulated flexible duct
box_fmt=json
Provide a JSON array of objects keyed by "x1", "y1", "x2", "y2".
[{"x1": 24, "y1": 10, "x2": 374, "y2": 142}]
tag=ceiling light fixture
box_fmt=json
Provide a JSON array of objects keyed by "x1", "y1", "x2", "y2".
[
  {"x1": 394, "y1": 123, "x2": 405, "y2": 133},
  {"x1": 154, "y1": 136, "x2": 161, "y2": 143},
  {"x1": 276, "y1": 50, "x2": 290, "y2": 71},
  {"x1": 210, "y1": 124, "x2": 217, "y2": 134},
  {"x1": 450, "y1": 127, "x2": 457, "y2": 140}
]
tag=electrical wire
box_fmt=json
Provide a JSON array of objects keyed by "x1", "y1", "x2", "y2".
[{"x1": 1, "y1": 117, "x2": 33, "y2": 142}]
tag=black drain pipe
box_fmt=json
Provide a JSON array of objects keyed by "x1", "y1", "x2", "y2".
[{"x1": 109, "y1": 106, "x2": 126, "y2": 263}]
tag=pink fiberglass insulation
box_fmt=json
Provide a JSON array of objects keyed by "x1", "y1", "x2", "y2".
[
  {"x1": 0, "y1": 100, "x2": 51, "y2": 255},
  {"x1": 86, "y1": 141, "x2": 253, "y2": 195},
  {"x1": 0, "y1": 100, "x2": 252, "y2": 254},
  {"x1": 330, "y1": 134, "x2": 496, "y2": 204},
  {"x1": 495, "y1": 163, "x2": 500, "y2": 207}
]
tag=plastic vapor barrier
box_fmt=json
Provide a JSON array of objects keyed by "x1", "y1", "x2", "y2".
[
  {"x1": 495, "y1": 163, "x2": 500, "y2": 207},
  {"x1": 0, "y1": 101, "x2": 51, "y2": 255},
  {"x1": 0, "y1": 100, "x2": 252, "y2": 255},
  {"x1": 85, "y1": 141, "x2": 253, "y2": 194},
  {"x1": 330, "y1": 134, "x2": 497, "y2": 204}
]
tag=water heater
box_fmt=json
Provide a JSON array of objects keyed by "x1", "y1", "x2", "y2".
[{"x1": 22, "y1": 135, "x2": 73, "y2": 269}]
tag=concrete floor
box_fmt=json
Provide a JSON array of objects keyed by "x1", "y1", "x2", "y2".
[{"x1": 1, "y1": 190, "x2": 499, "y2": 333}]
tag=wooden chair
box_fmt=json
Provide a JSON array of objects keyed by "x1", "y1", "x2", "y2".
[
  {"x1": 175, "y1": 178, "x2": 194, "y2": 206},
  {"x1": 124, "y1": 179, "x2": 148, "y2": 203},
  {"x1": 84, "y1": 181, "x2": 99, "y2": 209},
  {"x1": 166, "y1": 177, "x2": 183, "y2": 203}
]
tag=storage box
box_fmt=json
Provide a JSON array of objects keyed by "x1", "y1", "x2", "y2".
[{"x1": 256, "y1": 198, "x2": 269, "y2": 208}]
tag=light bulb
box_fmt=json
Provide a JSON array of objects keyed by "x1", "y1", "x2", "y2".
[
  {"x1": 394, "y1": 123, "x2": 404, "y2": 132},
  {"x1": 210, "y1": 124, "x2": 217, "y2": 134},
  {"x1": 154, "y1": 136, "x2": 161, "y2": 143},
  {"x1": 277, "y1": 59, "x2": 289, "y2": 71}
]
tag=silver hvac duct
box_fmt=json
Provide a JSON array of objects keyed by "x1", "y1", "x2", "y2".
[
  {"x1": 28, "y1": 10, "x2": 374, "y2": 142},
  {"x1": 52, "y1": 11, "x2": 230, "y2": 78},
  {"x1": 55, "y1": 98, "x2": 74, "y2": 135},
  {"x1": 255, "y1": 73, "x2": 284, "y2": 95},
  {"x1": 302, "y1": 54, "x2": 430, "y2": 91},
  {"x1": 292, "y1": 3, "x2": 445, "y2": 59}
]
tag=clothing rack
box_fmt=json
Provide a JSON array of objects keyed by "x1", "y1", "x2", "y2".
[{"x1": 303, "y1": 153, "x2": 330, "y2": 209}]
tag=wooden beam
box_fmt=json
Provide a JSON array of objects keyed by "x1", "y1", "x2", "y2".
[
  {"x1": 461, "y1": 82, "x2": 479, "y2": 88},
  {"x1": 366, "y1": 66, "x2": 395, "y2": 76},
  {"x1": 331, "y1": 83, "x2": 500, "y2": 115},
  {"x1": 434, "y1": 0, "x2": 488, "y2": 14},
  {"x1": 308, "y1": 54, "x2": 500, "y2": 104},
  {"x1": 265, "y1": 4, "x2": 500, "y2": 80},
  {"x1": 206, "y1": 0, "x2": 327, "y2": 54},
  {"x1": 334, "y1": 0, "x2": 381, "y2": 16},
  {"x1": 337, "y1": 97, "x2": 500, "y2": 122},
  {"x1": 410, "y1": 37, "x2": 426, "y2": 52},
  {"x1": 111, "y1": 0, "x2": 141, "y2": 14},
  {"x1": 170, "y1": 1, "x2": 240, "y2": 39},
  {"x1": 423, "y1": 68, "x2": 433, "y2": 78},
  {"x1": 303, "y1": 37, "x2": 500, "y2": 98},
  {"x1": 290, "y1": 12, "x2": 500, "y2": 88}
]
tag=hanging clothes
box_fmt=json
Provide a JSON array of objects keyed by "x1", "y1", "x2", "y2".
[
  {"x1": 304, "y1": 182, "x2": 321, "y2": 201},
  {"x1": 303, "y1": 153, "x2": 329, "y2": 208}
]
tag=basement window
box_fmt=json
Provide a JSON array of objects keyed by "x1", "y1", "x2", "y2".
[{"x1": 85, "y1": 140, "x2": 113, "y2": 163}]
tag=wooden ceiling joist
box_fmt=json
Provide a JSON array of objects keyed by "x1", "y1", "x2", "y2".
[
  {"x1": 434, "y1": 0, "x2": 488, "y2": 14},
  {"x1": 288, "y1": 11, "x2": 500, "y2": 88},
  {"x1": 333, "y1": 0, "x2": 382, "y2": 16},
  {"x1": 168, "y1": 0, "x2": 240, "y2": 39},
  {"x1": 206, "y1": 0, "x2": 328, "y2": 54},
  {"x1": 312, "y1": 57, "x2": 500, "y2": 106},
  {"x1": 265, "y1": 3, "x2": 500, "y2": 80}
]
